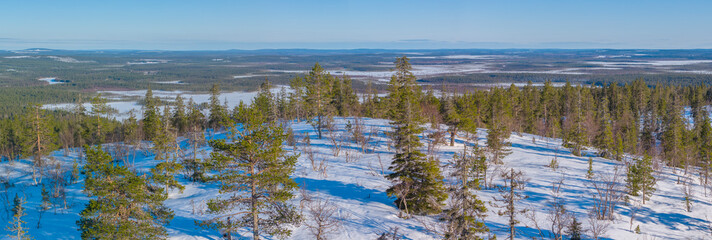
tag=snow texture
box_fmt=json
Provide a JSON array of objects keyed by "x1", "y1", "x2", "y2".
[{"x1": 0, "y1": 117, "x2": 711, "y2": 239}]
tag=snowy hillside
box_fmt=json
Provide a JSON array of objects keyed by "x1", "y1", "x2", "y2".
[{"x1": 1, "y1": 117, "x2": 711, "y2": 239}]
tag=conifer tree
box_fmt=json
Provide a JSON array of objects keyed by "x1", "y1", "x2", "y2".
[
  {"x1": 443, "y1": 143, "x2": 489, "y2": 239},
  {"x1": 486, "y1": 88, "x2": 512, "y2": 164},
  {"x1": 440, "y1": 94, "x2": 462, "y2": 146},
  {"x1": 151, "y1": 107, "x2": 184, "y2": 193},
  {"x1": 595, "y1": 98, "x2": 615, "y2": 158},
  {"x1": 386, "y1": 56, "x2": 447, "y2": 216},
  {"x1": 23, "y1": 104, "x2": 57, "y2": 184},
  {"x1": 492, "y1": 168, "x2": 528, "y2": 240},
  {"x1": 171, "y1": 95, "x2": 187, "y2": 134},
  {"x1": 7, "y1": 196, "x2": 30, "y2": 240},
  {"x1": 697, "y1": 112, "x2": 712, "y2": 187},
  {"x1": 142, "y1": 87, "x2": 161, "y2": 141},
  {"x1": 304, "y1": 63, "x2": 335, "y2": 139},
  {"x1": 90, "y1": 94, "x2": 116, "y2": 144},
  {"x1": 566, "y1": 216, "x2": 582, "y2": 240},
  {"x1": 626, "y1": 155, "x2": 656, "y2": 204},
  {"x1": 208, "y1": 84, "x2": 228, "y2": 131},
  {"x1": 252, "y1": 80, "x2": 277, "y2": 123},
  {"x1": 202, "y1": 106, "x2": 300, "y2": 240},
  {"x1": 78, "y1": 146, "x2": 173, "y2": 239},
  {"x1": 184, "y1": 98, "x2": 206, "y2": 182}
]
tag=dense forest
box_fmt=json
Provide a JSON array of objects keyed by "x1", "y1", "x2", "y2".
[{"x1": 2, "y1": 56, "x2": 712, "y2": 239}]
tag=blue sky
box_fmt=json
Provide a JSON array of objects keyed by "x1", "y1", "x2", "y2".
[{"x1": 1, "y1": 0, "x2": 711, "y2": 50}]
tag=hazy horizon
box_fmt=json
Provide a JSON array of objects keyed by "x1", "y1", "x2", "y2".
[{"x1": 3, "y1": 0, "x2": 712, "y2": 50}]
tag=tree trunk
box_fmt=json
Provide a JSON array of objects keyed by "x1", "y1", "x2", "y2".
[{"x1": 251, "y1": 164, "x2": 259, "y2": 240}]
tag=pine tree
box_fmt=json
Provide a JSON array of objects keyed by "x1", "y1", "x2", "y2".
[
  {"x1": 171, "y1": 95, "x2": 187, "y2": 134},
  {"x1": 142, "y1": 87, "x2": 161, "y2": 141},
  {"x1": 304, "y1": 63, "x2": 335, "y2": 139},
  {"x1": 586, "y1": 157, "x2": 594, "y2": 179},
  {"x1": 185, "y1": 98, "x2": 206, "y2": 182},
  {"x1": 252, "y1": 79, "x2": 277, "y2": 123},
  {"x1": 7, "y1": 196, "x2": 31, "y2": 240},
  {"x1": 486, "y1": 88, "x2": 512, "y2": 164},
  {"x1": 78, "y1": 146, "x2": 173, "y2": 239},
  {"x1": 697, "y1": 112, "x2": 712, "y2": 187},
  {"x1": 443, "y1": 143, "x2": 489, "y2": 239},
  {"x1": 22, "y1": 104, "x2": 57, "y2": 184},
  {"x1": 151, "y1": 107, "x2": 184, "y2": 193},
  {"x1": 386, "y1": 56, "x2": 447, "y2": 216},
  {"x1": 492, "y1": 168, "x2": 528, "y2": 240},
  {"x1": 202, "y1": 106, "x2": 301, "y2": 240},
  {"x1": 626, "y1": 155, "x2": 656, "y2": 204},
  {"x1": 595, "y1": 98, "x2": 615, "y2": 158},
  {"x1": 208, "y1": 84, "x2": 228, "y2": 130},
  {"x1": 89, "y1": 94, "x2": 116, "y2": 144},
  {"x1": 440, "y1": 94, "x2": 462, "y2": 146},
  {"x1": 566, "y1": 216, "x2": 582, "y2": 240}
]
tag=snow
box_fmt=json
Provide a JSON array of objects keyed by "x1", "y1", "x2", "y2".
[
  {"x1": 2, "y1": 117, "x2": 712, "y2": 239},
  {"x1": 38, "y1": 77, "x2": 64, "y2": 85},
  {"x1": 46, "y1": 56, "x2": 93, "y2": 63},
  {"x1": 44, "y1": 87, "x2": 291, "y2": 121},
  {"x1": 588, "y1": 60, "x2": 712, "y2": 67},
  {"x1": 152, "y1": 81, "x2": 186, "y2": 85},
  {"x1": 2, "y1": 56, "x2": 32, "y2": 59}
]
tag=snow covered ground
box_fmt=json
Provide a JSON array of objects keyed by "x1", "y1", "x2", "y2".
[
  {"x1": 43, "y1": 87, "x2": 291, "y2": 121},
  {"x1": 1, "y1": 118, "x2": 711, "y2": 239}
]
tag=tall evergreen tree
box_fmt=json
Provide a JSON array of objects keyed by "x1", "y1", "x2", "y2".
[
  {"x1": 626, "y1": 155, "x2": 656, "y2": 204},
  {"x1": 151, "y1": 107, "x2": 184, "y2": 193},
  {"x1": 22, "y1": 104, "x2": 57, "y2": 184},
  {"x1": 386, "y1": 56, "x2": 447, "y2": 216},
  {"x1": 443, "y1": 143, "x2": 489, "y2": 239},
  {"x1": 142, "y1": 87, "x2": 161, "y2": 141},
  {"x1": 78, "y1": 146, "x2": 173, "y2": 239},
  {"x1": 304, "y1": 63, "x2": 335, "y2": 139},
  {"x1": 486, "y1": 88, "x2": 512, "y2": 164},
  {"x1": 208, "y1": 84, "x2": 228, "y2": 130},
  {"x1": 202, "y1": 106, "x2": 301, "y2": 240}
]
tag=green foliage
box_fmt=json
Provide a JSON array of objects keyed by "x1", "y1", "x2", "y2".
[
  {"x1": 485, "y1": 88, "x2": 512, "y2": 164},
  {"x1": 78, "y1": 146, "x2": 173, "y2": 239},
  {"x1": 202, "y1": 105, "x2": 301, "y2": 239},
  {"x1": 386, "y1": 56, "x2": 446, "y2": 216},
  {"x1": 7, "y1": 195, "x2": 31, "y2": 240},
  {"x1": 566, "y1": 216, "x2": 582, "y2": 240},
  {"x1": 626, "y1": 155, "x2": 656, "y2": 203},
  {"x1": 586, "y1": 157, "x2": 594, "y2": 179},
  {"x1": 443, "y1": 143, "x2": 489, "y2": 239}
]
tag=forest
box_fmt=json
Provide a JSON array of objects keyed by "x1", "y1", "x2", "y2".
[{"x1": 1, "y1": 56, "x2": 712, "y2": 239}]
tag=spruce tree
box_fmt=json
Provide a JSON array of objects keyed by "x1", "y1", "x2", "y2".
[
  {"x1": 626, "y1": 155, "x2": 656, "y2": 204},
  {"x1": 492, "y1": 168, "x2": 528, "y2": 240},
  {"x1": 7, "y1": 195, "x2": 30, "y2": 240},
  {"x1": 202, "y1": 106, "x2": 300, "y2": 240},
  {"x1": 566, "y1": 216, "x2": 582, "y2": 240},
  {"x1": 142, "y1": 87, "x2": 161, "y2": 141},
  {"x1": 151, "y1": 107, "x2": 184, "y2": 193},
  {"x1": 171, "y1": 95, "x2": 187, "y2": 134},
  {"x1": 304, "y1": 63, "x2": 335, "y2": 139},
  {"x1": 440, "y1": 94, "x2": 462, "y2": 146},
  {"x1": 443, "y1": 143, "x2": 489, "y2": 239},
  {"x1": 386, "y1": 56, "x2": 447, "y2": 216},
  {"x1": 208, "y1": 84, "x2": 228, "y2": 130},
  {"x1": 90, "y1": 94, "x2": 116, "y2": 144},
  {"x1": 486, "y1": 88, "x2": 512, "y2": 164},
  {"x1": 78, "y1": 146, "x2": 173, "y2": 239}
]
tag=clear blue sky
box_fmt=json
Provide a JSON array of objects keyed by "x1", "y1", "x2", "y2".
[{"x1": 1, "y1": 0, "x2": 711, "y2": 50}]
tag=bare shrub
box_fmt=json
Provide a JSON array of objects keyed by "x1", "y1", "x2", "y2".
[
  {"x1": 303, "y1": 196, "x2": 346, "y2": 240},
  {"x1": 587, "y1": 166, "x2": 625, "y2": 220}
]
